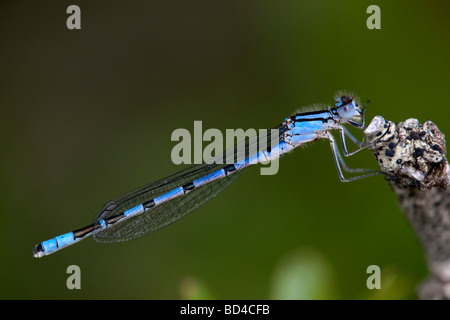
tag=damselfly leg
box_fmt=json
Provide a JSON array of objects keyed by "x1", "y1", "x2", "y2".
[{"x1": 326, "y1": 131, "x2": 383, "y2": 182}]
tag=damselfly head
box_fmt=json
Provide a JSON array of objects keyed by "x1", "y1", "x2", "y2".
[{"x1": 335, "y1": 95, "x2": 362, "y2": 121}]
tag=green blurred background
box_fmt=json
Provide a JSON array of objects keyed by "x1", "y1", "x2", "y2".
[{"x1": 1, "y1": 0, "x2": 449, "y2": 299}]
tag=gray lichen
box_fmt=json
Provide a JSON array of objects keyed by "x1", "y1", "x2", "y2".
[
  {"x1": 363, "y1": 116, "x2": 450, "y2": 299},
  {"x1": 364, "y1": 116, "x2": 448, "y2": 190}
]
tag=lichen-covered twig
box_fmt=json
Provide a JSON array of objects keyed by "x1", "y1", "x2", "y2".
[{"x1": 363, "y1": 116, "x2": 450, "y2": 299}]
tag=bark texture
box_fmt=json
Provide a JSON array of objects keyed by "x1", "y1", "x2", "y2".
[{"x1": 363, "y1": 116, "x2": 450, "y2": 299}]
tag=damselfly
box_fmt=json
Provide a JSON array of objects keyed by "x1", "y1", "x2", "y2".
[{"x1": 33, "y1": 93, "x2": 380, "y2": 257}]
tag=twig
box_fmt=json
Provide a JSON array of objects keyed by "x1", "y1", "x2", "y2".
[{"x1": 363, "y1": 116, "x2": 450, "y2": 299}]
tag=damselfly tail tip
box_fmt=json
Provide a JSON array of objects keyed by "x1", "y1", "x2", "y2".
[{"x1": 32, "y1": 243, "x2": 45, "y2": 258}]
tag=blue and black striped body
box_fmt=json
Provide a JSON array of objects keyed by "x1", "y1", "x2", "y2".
[{"x1": 33, "y1": 94, "x2": 364, "y2": 257}]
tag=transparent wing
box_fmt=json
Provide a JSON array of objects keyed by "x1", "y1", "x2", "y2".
[
  {"x1": 92, "y1": 125, "x2": 281, "y2": 243},
  {"x1": 91, "y1": 134, "x2": 261, "y2": 243},
  {"x1": 93, "y1": 162, "x2": 244, "y2": 243}
]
